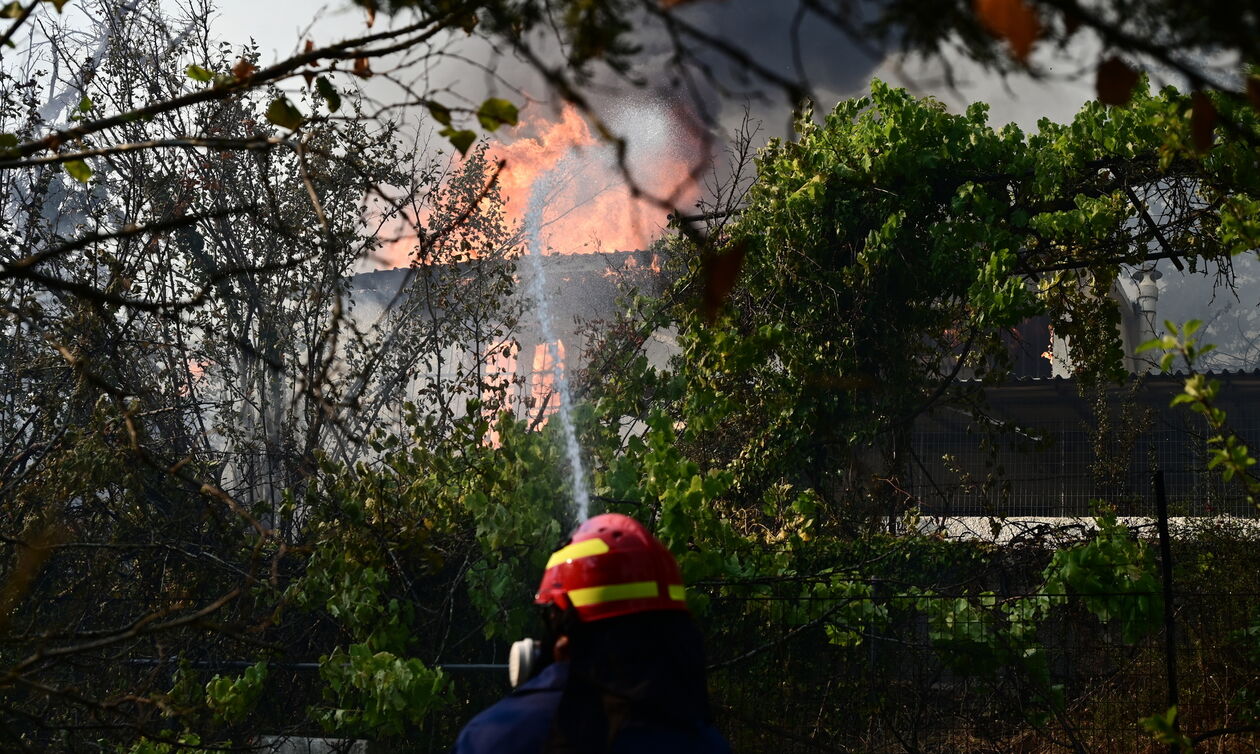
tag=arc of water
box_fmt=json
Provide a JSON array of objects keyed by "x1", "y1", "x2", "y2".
[{"x1": 523, "y1": 160, "x2": 592, "y2": 522}]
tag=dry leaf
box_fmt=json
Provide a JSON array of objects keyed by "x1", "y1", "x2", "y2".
[
  {"x1": 1190, "y1": 91, "x2": 1217, "y2": 153},
  {"x1": 231, "y1": 58, "x2": 257, "y2": 81},
  {"x1": 702, "y1": 240, "x2": 747, "y2": 323},
  {"x1": 353, "y1": 57, "x2": 373, "y2": 79},
  {"x1": 0, "y1": 520, "x2": 68, "y2": 631},
  {"x1": 1096, "y1": 57, "x2": 1140, "y2": 106},
  {"x1": 304, "y1": 39, "x2": 315, "y2": 55},
  {"x1": 1248, "y1": 77, "x2": 1260, "y2": 113},
  {"x1": 974, "y1": 0, "x2": 1041, "y2": 62},
  {"x1": 366, "y1": 7, "x2": 376, "y2": 28},
  {"x1": 1062, "y1": 12, "x2": 1082, "y2": 36},
  {"x1": 302, "y1": 70, "x2": 317, "y2": 88},
  {"x1": 805, "y1": 374, "x2": 878, "y2": 391}
]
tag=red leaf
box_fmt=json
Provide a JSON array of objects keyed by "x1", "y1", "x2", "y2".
[
  {"x1": 304, "y1": 39, "x2": 315, "y2": 55},
  {"x1": 1248, "y1": 77, "x2": 1260, "y2": 113},
  {"x1": 702, "y1": 241, "x2": 747, "y2": 323},
  {"x1": 353, "y1": 57, "x2": 373, "y2": 79},
  {"x1": 1190, "y1": 91, "x2": 1217, "y2": 153},
  {"x1": 974, "y1": 0, "x2": 1041, "y2": 62},
  {"x1": 1096, "y1": 57, "x2": 1140, "y2": 106},
  {"x1": 231, "y1": 59, "x2": 257, "y2": 81}
]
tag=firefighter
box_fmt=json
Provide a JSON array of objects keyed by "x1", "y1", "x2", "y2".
[{"x1": 451, "y1": 513, "x2": 731, "y2": 754}]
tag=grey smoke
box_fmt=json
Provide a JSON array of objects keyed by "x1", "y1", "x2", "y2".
[{"x1": 633, "y1": 1, "x2": 885, "y2": 135}]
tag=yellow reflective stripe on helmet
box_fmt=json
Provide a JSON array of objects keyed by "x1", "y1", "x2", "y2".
[
  {"x1": 668, "y1": 584, "x2": 686, "y2": 602},
  {"x1": 545, "y1": 537, "x2": 610, "y2": 570},
  {"x1": 567, "y1": 580, "x2": 659, "y2": 607}
]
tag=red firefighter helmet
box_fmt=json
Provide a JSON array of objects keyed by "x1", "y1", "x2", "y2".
[{"x1": 534, "y1": 513, "x2": 689, "y2": 622}]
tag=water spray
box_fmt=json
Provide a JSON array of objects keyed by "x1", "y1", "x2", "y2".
[{"x1": 523, "y1": 158, "x2": 592, "y2": 523}]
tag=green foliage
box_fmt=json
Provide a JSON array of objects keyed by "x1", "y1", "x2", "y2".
[
  {"x1": 313, "y1": 645, "x2": 446, "y2": 736},
  {"x1": 637, "y1": 81, "x2": 1258, "y2": 537},
  {"x1": 1040, "y1": 511, "x2": 1162, "y2": 643},
  {"x1": 3, "y1": 2, "x2": 1255, "y2": 741},
  {"x1": 116, "y1": 732, "x2": 223, "y2": 754},
  {"x1": 1140, "y1": 706, "x2": 1192, "y2": 752},
  {"x1": 475, "y1": 97, "x2": 518, "y2": 131},
  {"x1": 63, "y1": 158, "x2": 91, "y2": 182},
  {"x1": 291, "y1": 522, "x2": 448, "y2": 733},
  {"x1": 439, "y1": 126, "x2": 476, "y2": 156},
  {"x1": 882, "y1": 513, "x2": 1160, "y2": 724},
  {"x1": 1143, "y1": 322, "x2": 1259, "y2": 506},
  {"x1": 184, "y1": 64, "x2": 214, "y2": 83},
  {"x1": 204, "y1": 662, "x2": 267, "y2": 724},
  {"x1": 316, "y1": 76, "x2": 341, "y2": 112},
  {"x1": 265, "y1": 97, "x2": 305, "y2": 130}
]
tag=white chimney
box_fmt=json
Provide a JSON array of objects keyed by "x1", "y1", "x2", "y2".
[{"x1": 1131, "y1": 267, "x2": 1162, "y2": 371}]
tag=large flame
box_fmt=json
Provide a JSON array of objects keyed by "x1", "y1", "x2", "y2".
[
  {"x1": 379, "y1": 101, "x2": 703, "y2": 266},
  {"x1": 491, "y1": 102, "x2": 701, "y2": 254}
]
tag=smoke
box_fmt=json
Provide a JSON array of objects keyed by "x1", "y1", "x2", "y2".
[{"x1": 631, "y1": 1, "x2": 886, "y2": 136}]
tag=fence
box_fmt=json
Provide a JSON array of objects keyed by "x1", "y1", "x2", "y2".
[
  {"x1": 706, "y1": 590, "x2": 1258, "y2": 752},
  {"x1": 408, "y1": 516, "x2": 1260, "y2": 754},
  {"x1": 908, "y1": 420, "x2": 1260, "y2": 518}
]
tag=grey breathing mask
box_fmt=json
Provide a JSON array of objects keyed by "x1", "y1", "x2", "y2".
[{"x1": 508, "y1": 637, "x2": 543, "y2": 688}]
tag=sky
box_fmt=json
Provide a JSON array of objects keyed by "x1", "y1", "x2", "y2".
[
  {"x1": 201, "y1": 1, "x2": 1257, "y2": 368},
  {"x1": 207, "y1": 0, "x2": 1098, "y2": 132}
]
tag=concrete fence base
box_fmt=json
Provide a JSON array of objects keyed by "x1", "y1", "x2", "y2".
[{"x1": 255, "y1": 737, "x2": 367, "y2": 754}]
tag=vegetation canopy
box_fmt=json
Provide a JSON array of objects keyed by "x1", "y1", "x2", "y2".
[{"x1": 0, "y1": 0, "x2": 1256, "y2": 751}]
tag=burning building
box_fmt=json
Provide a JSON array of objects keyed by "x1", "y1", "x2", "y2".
[
  {"x1": 348, "y1": 248, "x2": 669, "y2": 426},
  {"x1": 350, "y1": 102, "x2": 1258, "y2": 527}
]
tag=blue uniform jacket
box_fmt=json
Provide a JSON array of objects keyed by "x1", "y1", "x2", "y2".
[{"x1": 450, "y1": 662, "x2": 731, "y2": 754}]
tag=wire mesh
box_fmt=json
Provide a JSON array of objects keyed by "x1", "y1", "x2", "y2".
[
  {"x1": 704, "y1": 584, "x2": 1260, "y2": 753},
  {"x1": 908, "y1": 420, "x2": 1260, "y2": 518}
]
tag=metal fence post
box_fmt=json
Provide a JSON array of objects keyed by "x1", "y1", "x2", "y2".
[{"x1": 1154, "y1": 469, "x2": 1180, "y2": 753}]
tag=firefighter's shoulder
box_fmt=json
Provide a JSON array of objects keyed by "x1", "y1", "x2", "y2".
[{"x1": 449, "y1": 663, "x2": 567, "y2": 754}]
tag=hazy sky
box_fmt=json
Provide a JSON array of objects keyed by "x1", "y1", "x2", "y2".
[{"x1": 206, "y1": 0, "x2": 1097, "y2": 132}]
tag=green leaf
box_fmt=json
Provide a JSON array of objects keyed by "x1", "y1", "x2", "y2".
[
  {"x1": 63, "y1": 159, "x2": 92, "y2": 183},
  {"x1": 77, "y1": 95, "x2": 92, "y2": 112},
  {"x1": 1140, "y1": 705, "x2": 1191, "y2": 750},
  {"x1": 1, "y1": 2, "x2": 22, "y2": 19},
  {"x1": 0, "y1": 132, "x2": 17, "y2": 157},
  {"x1": 316, "y1": 76, "x2": 341, "y2": 112},
  {"x1": 265, "y1": 97, "x2": 305, "y2": 131},
  {"x1": 427, "y1": 102, "x2": 452, "y2": 127},
  {"x1": 476, "y1": 97, "x2": 518, "y2": 132},
  {"x1": 185, "y1": 64, "x2": 214, "y2": 83},
  {"x1": 439, "y1": 127, "x2": 476, "y2": 156},
  {"x1": 46, "y1": 0, "x2": 70, "y2": 10}
]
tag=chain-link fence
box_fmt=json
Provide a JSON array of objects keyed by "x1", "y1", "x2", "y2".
[
  {"x1": 908, "y1": 420, "x2": 1260, "y2": 518},
  {"x1": 702, "y1": 536, "x2": 1260, "y2": 753},
  {"x1": 399, "y1": 519, "x2": 1260, "y2": 754},
  {"x1": 706, "y1": 592, "x2": 1259, "y2": 752}
]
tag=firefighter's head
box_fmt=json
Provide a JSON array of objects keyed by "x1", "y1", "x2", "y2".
[
  {"x1": 534, "y1": 513, "x2": 688, "y2": 624},
  {"x1": 526, "y1": 515, "x2": 711, "y2": 745}
]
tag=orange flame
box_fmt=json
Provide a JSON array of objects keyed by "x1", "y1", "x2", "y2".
[
  {"x1": 490, "y1": 102, "x2": 701, "y2": 255},
  {"x1": 379, "y1": 102, "x2": 703, "y2": 267}
]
